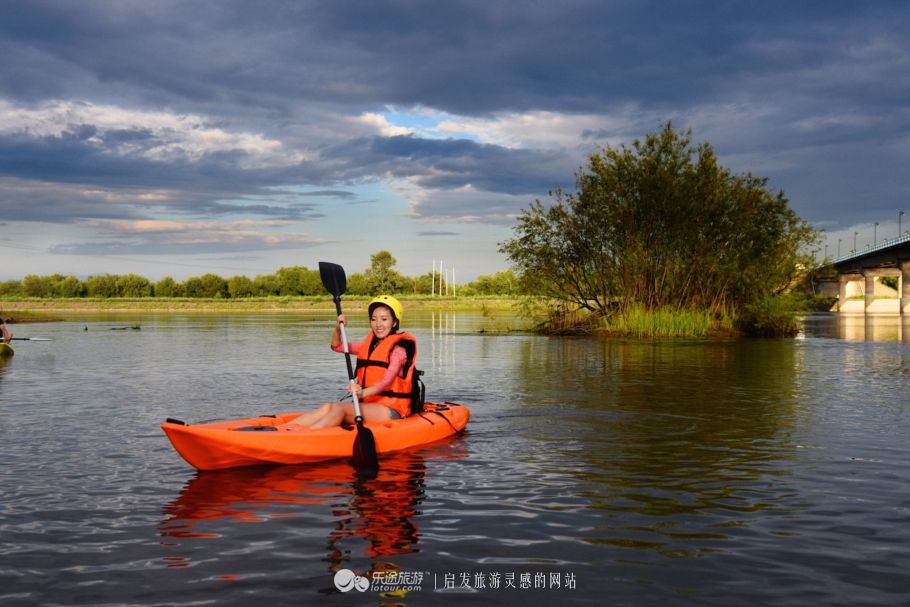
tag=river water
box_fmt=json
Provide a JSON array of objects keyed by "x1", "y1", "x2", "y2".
[{"x1": 0, "y1": 311, "x2": 908, "y2": 606}]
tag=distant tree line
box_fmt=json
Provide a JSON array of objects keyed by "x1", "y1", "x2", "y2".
[{"x1": 0, "y1": 251, "x2": 522, "y2": 299}]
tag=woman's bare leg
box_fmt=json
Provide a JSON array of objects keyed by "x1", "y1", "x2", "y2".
[
  {"x1": 345, "y1": 403, "x2": 395, "y2": 424},
  {"x1": 287, "y1": 402, "x2": 337, "y2": 427},
  {"x1": 308, "y1": 403, "x2": 347, "y2": 429},
  {"x1": 287, "y1": 402, "x2": 395, "y2": 429}
]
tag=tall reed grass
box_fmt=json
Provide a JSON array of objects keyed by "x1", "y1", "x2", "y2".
[{"x1": 600, "y1": 305, "x2": 733, "y2": 338}]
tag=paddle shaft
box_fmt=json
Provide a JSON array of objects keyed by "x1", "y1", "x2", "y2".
[
  {"x1": 319, "y1": 260, "x2": 379, "y2": 475},
  {"x1": 333, "y1": 296, "x2": 364, "y2": 423},
  {"x1": 10, "y1": 337, "x2": 52, "y2": 341}
]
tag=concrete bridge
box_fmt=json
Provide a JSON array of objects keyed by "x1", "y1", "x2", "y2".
[{"x1": 829, "y1": 232, "x2": 910, "y2": 314}]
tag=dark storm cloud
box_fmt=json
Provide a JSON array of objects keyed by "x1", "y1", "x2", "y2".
[
  {"x1": 0, "y1": 0, "x2": 909, "y2": 232},
  {"x1": 8, "y1": 0, "x2": 900, "y2": 116},
  {"x1": 0, "y1": 126, "x2": 322, "y2": 222},
  {"x1": 0, "y1": 179, "x2": 144, "y2": 223},
  {"x1": 0, "y1": 127, "x2": 269, "y2": 191},
  {"x1": 0, "y1": 175, "x2": 324, "y2": 224},
  {"x1": 320, "y1": 135, "x2": 576, "y2": 196}
]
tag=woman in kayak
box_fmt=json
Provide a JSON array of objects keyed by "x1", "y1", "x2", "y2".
[{"x1": 289, "y1": 295, "x2": 417, "y2": 429}]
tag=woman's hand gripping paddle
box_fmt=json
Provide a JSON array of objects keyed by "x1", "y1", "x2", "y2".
[{"x1": 319, "y1": 261, "x2": 379, "y2": 476}]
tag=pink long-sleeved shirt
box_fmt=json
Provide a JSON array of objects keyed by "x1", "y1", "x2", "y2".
[{"x1": 332, "y1": 338, "x2": 406, "y2": 392}]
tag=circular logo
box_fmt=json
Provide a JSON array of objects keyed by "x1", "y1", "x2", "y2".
[{"x1": 334, "y1": 568, "x2": 370, "y2": 592}]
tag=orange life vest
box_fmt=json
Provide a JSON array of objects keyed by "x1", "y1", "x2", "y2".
[{"x1": 355, "y1": 331, "x2": 417, "y2": 418}]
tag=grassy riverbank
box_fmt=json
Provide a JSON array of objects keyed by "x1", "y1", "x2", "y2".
[
  {"x1": 0, "y1": 295, "x2": 522, "y2": 321},
  {"x1": 2, "y1": 296, "x2": 795, "y2": 338}
]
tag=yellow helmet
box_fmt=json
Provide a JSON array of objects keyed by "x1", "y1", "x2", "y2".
[{"x1": 368, "y1": 295, "x2": 404, "y2": 325}]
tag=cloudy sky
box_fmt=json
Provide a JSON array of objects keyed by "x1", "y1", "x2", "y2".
[{"x1": 1, "y1": 0, "x2": 908, "y2": 281}]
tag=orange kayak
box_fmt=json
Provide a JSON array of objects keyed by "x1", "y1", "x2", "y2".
[{"x1": 161, "y1": 402, "x2": 470, "y2": 470}]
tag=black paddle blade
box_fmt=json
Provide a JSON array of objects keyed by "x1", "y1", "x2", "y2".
[
  {"x1": 352, "y1": 424, "x2": 379, "y2": 475},
  {"x1": 319, "y1": 261, "x2": 347, "y2": 297}
]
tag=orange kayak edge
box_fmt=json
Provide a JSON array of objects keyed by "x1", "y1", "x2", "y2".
[{"x1": 161, "y1": 402, "x2": 470, "y2": 470}]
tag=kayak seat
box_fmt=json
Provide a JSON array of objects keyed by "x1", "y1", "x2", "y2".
[{"x1": 408, "y1": 369, "x2": 426, "y2": 415}]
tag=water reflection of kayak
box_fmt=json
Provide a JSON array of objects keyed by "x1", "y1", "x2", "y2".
[
  {"x1": 161, "y1": 402, "x2": 470, "y2": 470},
  {"x1": 159, "y1": 447, "x2": 461, "y2": 559}
]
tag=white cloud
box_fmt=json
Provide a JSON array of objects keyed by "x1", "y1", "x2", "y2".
[
  {"x1": 0, "y1": 99, "x2": 305, "y2": 168},
  {"x1": 357, "y1": 112, "x2": 414, "y2": 137},
  {"x1": 364, "y1": 105, "x2": 644, "y2": 151},
  {"x1": 436, "y1": 110, "x2": 603, "y2": 149}
]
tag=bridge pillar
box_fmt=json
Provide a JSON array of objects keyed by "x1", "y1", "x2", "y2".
[
  {"x1": 861, "y1": 268, "x2": 903, "y2": 314},
  {"x1": 902, "y1": 260, "x2": 910, "y2": 315},
  {"x1": 865, "y1": 273, "x2": 876, "y2": 312},
  {"x1": 838, "y1": 273, "x2": 865, "y2": 313}
]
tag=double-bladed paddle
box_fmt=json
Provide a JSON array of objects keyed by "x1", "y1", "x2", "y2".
[{"x1": 319, "y1": 261, "x2": 379, "y2": 476}]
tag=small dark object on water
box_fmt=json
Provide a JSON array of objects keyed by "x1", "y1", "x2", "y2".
[{"x1": 109, "y1": 325, "x2": 141, "y2": 331}]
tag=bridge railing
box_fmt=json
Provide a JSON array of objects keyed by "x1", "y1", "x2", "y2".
[{"x1": 831, "y1": 231, "x2": 910, "y2": 264}]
